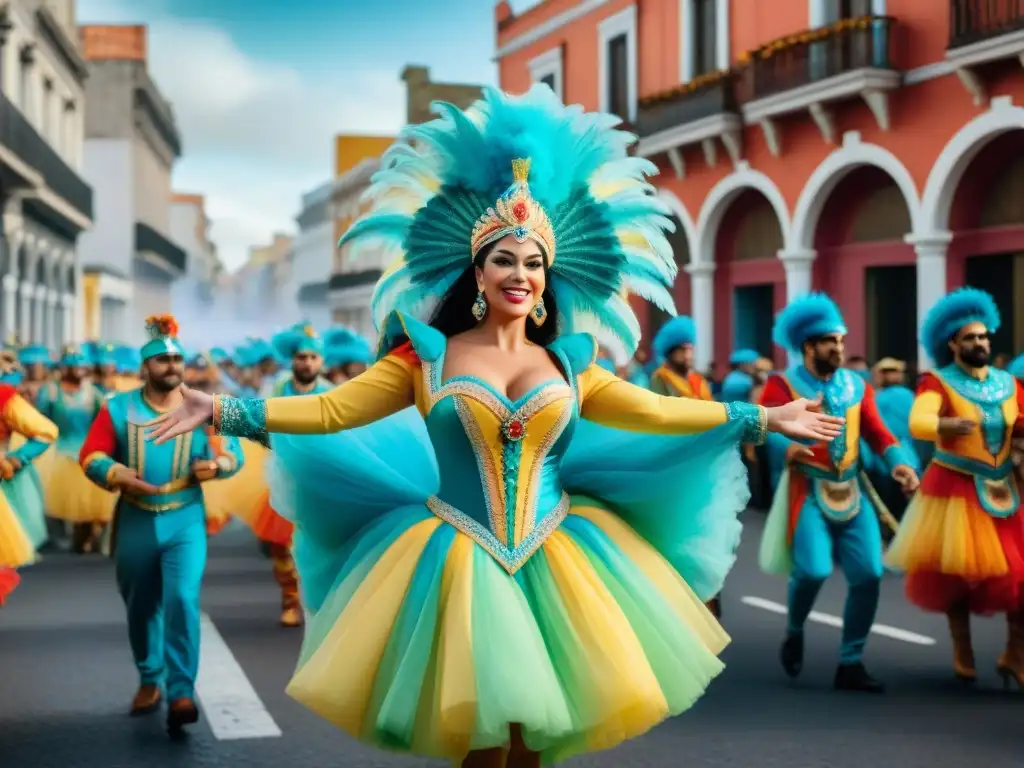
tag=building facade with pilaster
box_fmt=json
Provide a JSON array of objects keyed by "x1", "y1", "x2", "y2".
[
  {"x1": 0, "y1": 0, "x2": 93, "y2": 350},
  {"x1": 497, "y1": 0, "x2": 1024, "y2": 372},
  {"x1": 289, "y1": 179, "x2": 333, "y2": 329},
  {"x1": 76, "y1": 24, "x2": 186, "y2": 345}
]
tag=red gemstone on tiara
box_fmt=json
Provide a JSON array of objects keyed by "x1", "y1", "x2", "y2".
[{"x1": 512, "y1": 201, "x2": 528, "y2": 222}]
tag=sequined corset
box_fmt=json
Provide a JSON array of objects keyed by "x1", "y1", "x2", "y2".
[{"x1": 421, "y1": 358, "x2": 577, "y2": 575}]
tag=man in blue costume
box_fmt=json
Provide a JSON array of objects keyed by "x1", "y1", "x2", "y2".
[
  {"x1": 758, "y1": 294, "x2": 919, "y2": 692},
  {"x1": 720, "y1": 349, "x2": 761, "y2": 402},
  {"x1": 78, "y1": 315, "x2": 245, "y2": 733}
]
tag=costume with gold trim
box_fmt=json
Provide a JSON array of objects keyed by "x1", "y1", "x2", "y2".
[
  {"x1": 0, "y1": 383, "x2": 58, "y2": 584},
  {"x1": 201, "y1": 87, "x2": 771, "y2": 764},
  {"x1": 79, "y1": 316, "x2": 244, "y2": 703},
  {"x1": 758, "y1": 294, "x2": 913, "y2": 673},
  {"x1": 886, "y1": 289, "x2": 1024, "y2": 615},
  {"x1": 36, "y1": 347, "x2": 116, "y2": 526}
]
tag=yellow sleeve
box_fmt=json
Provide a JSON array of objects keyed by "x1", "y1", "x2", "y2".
[
  {"x1": 2, "y1": 393, "x2": 58, "y2": 442},
  {"x1": 263, "y1": 354, "x2": 416, "y2": 434},
  {"x1": 909, "y1": 391, "x2": 942, "y2": 442},
  {"x1": 579, "y1": 363, "x2": 762, "y2": 436}
]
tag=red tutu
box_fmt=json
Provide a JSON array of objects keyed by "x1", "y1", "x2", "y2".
[
  {"x1": 892, "y1": 466, "x2": 1024, "y2": 615},
  {"x1": 0, "y1": 568, "x2": 20, "y2": 606}
]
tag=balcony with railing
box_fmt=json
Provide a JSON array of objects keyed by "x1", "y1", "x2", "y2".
[
  {"x1": 946, "y1": 0, "x2": 1024, "y2": 104},
  {"x1": 634, "y1": 72, "x2": 742, "y2": 177},
  {"x1": 0, "y1": 91, "x2": 93, "y2": 225},
  {"x1": 734, "y1": 16, "x2": 900, "y2": 156}
]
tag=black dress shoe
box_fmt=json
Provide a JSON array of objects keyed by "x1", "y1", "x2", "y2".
[
  {"x1": 780, "y1": 633, "x2": 804, "y2": 678},
  {"x1": 834, "y1": 662, "x2": 885, "y2": 693}
]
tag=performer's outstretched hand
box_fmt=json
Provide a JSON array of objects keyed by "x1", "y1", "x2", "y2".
[
  {"x1": 145, "y1": 386, "x2": 215, "y2": 444},
  {"x1": 766, "y1": 396, "x2": 844, "y2": 442}
]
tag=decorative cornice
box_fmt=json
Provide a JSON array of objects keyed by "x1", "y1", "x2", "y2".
[{"x1": 36, "y1": 7, "x2": 89, "y2": 85}]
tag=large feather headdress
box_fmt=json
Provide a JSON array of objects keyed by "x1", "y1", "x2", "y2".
[{"x1": 340, "y1": 85, "x2": 678, "y2": 357}]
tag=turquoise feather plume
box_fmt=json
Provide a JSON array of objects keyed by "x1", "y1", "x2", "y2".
[
  {"x1": 920, "y1": 287, "x2": 1000, "y2": 366},
  {"x1": 340, "y1": 84, "x2": 677, "y2": 357}
]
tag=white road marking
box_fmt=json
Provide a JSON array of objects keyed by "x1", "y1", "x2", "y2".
[
  {"x1": 196, "y1": 612, "x2": 283, "y2": 740},
  {"x1": 741, "y1": 596, "x2": 937, "y2": 646}
]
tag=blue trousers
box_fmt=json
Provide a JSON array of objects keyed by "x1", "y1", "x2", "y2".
[
  {"x1": 787, "y1": 492, "x2": 883, "y2": 664},
  {"x1": 114, "y1": 502, "x2": 207, "y2": 700}
]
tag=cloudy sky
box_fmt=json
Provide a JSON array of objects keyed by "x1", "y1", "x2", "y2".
[{"x1": 77, "y1": 0, "x2": 544, "y2": 271}]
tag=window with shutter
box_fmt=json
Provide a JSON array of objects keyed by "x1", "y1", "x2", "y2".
[{"x1": 608, "y1": 34, "x2": 628, "y2": 118}]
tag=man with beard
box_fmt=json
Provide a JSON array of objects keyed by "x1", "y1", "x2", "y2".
[
  {"x1": 649, "y1": 315, "x2": 724, "y2": 617},
  {"x1": 649, "y1": 315, "x2": 713, "y2": 400},
  {"x1": 758, "y1": 293, "x2": 918, "y2": 692},
  {"x1": 323, "y1": 326, "x2": 371, "y2": 385},
  {"x1": 242, "y1": 324, "x2": 332, "y2": 628},
  {"x1": 886, "y1": 289, "x2": 1024, "y2": 688},
  {"x1": 78, "y1": 315, "x2": 244, "y2": 734}
]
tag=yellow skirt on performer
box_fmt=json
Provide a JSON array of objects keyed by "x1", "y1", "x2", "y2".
[
  {"x1": 0, "y1": 491, "x2": 35, "y2": 568},
  {"x1": 43, "y1": 453, "x2": 117, "y2": 524}
]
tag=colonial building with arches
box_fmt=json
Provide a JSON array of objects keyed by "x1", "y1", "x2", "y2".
[{"x1": 496, "y1": 0, "x2": 1024, "y2": 371}]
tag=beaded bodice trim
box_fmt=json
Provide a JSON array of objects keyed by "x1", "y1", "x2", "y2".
[
  {"x1": 786, "y1": 365, "x2": 863, "y2": 468},
  {"x1": 937, "y1": 364, "x2": 1014, "y2": 457}
]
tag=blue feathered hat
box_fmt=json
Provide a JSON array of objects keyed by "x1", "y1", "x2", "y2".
[
  {"x1": 729, "y1": 348, "x2": 761, "y2": 365},
  {"x1": 342, "y1": 84, "x2": 677, "y2": 359},
  {"x1": 94, "y1": 342, "x2": 118, "y2": 367},
  {"x1": 920, "y1": 287, "x2": 999, "y2": 366},
  {"x1": 772, "y1": 293, "x2": 847, "y2": 353},
  {"x1": 322, "y1": 326, "x2": 372, "y2": 368},
  {"x1": 114, "y1": 345, "x2": 141, "y2": 374},
  {"x1": 652, "y1": 315, "x2": 696, "y2": 362},
  {"x1": 272, "y1": 323, "x2": 324, "y2": 359},
  {"x1": 59, "y1": 344, "x2": 90, "y2": 367},
  {"x1": 17, "y1": 344, "x2": 49, "y2": 366}
]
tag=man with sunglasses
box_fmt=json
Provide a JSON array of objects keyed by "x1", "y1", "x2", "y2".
[
  {"x1": 886, "y1": 288, "x2": 1024, "y2": 689},
  {"x1": 78, "y1": 315, "x2": 245, "y2": 734}
]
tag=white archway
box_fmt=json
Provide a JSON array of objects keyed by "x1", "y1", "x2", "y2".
[
  {"x1": 694, "y1": 161, "x2": 792, "y2": 265},
  {"x1": 655, "y1": 187, "x2": 698, "y2": 259},
  {"x1": 920, "y1": 95, "x2": 1024, "y2": 233},
  {"x1": 790, "y1": 131, "x2": 923, "y2": 251}
]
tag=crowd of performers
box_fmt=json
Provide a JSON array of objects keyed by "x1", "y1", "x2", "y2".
[{"x1": 0, "y1": 86, "x2": 1023, "y2": 767}]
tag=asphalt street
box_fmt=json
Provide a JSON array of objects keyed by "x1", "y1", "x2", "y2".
[{"x1": 2, "y1": 511, "x2": 1022, "y2": 768}]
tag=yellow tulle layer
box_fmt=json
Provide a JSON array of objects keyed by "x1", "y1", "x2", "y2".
[
  {"x1": 885, "y1": 491, "x2": 1010, "y2": 579},
  {"x1": 217, "y1": 439, "x2": 270, "y2": 529},
  {"x1": 0, "y1": 491, "x2": 35, "y2": 568},
  {"x1": 287, "y1": 503, "x2": 729, "y2": 764},
  {"x1": 42, "y1": 454, "x2": 117, "y2": 523}
]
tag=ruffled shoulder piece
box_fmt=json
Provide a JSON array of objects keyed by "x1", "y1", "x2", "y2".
[
  {"x1": 547, "y1": 333, "x2": 598, "y2": 381},
  {"x1": 376, "y1": 311, "x2": 446, "y2": 364}
]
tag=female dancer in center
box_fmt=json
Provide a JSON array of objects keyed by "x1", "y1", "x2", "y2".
[{"x1": 146, "y1": 86, "x2": 841, "y2": 767}]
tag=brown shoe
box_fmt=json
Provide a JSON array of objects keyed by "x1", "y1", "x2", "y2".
[
  {"x1": 130, "y1": 684, "x2": 162, "y2": 716},
  {"x1": 280, "y1": 605, "x2": 302, "y2": 628},
  {"x1": 167, "y1": 697, "x2": 200, "y2": 733}
]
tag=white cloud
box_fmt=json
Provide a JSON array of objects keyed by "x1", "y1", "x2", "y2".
[{"x1": 78, "y1": 0, "x2": 407, "y2": 271}]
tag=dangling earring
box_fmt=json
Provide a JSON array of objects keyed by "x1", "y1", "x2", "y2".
[
  {"x1": 531, "y1": 298, "x2": 547, "y2": 327},
  {"x1": 472, "y1": 290, "x2": 488, "y2": 322}
]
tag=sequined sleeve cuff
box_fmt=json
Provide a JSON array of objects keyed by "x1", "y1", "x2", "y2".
[
  {"x1": 724, "y1": 401, "x2": 768, "y2": 446},
  {"x1": 213, "y1": 395, "x2": 269, "y2": 448}
]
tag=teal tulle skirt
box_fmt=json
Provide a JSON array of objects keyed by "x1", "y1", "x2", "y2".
[
  {"x1": 5, "y1": 466, "x2": 47, "y2": 550},
  {"x1": 268, "y1": 410, "x2": 749, "y2": 764}
]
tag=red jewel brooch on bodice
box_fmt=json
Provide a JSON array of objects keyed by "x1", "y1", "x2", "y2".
[{"x1": 501, "y1": 417, "x2": 526, "y2": 442}]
